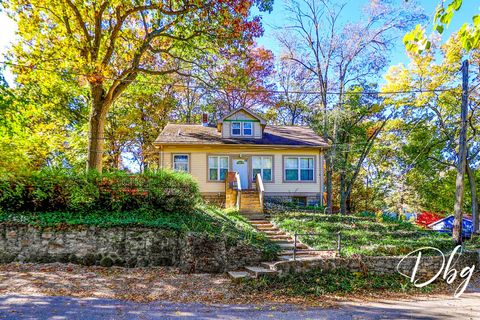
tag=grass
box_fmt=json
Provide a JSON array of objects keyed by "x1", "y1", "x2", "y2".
[
  {"x1": 273, "y1": 212, "x2": 466, "y2": 256},
  {"x1": 0, "y1": 205, "x2": 280, "y2": 260},
  {"x1": 240, "y1": 268, "x2": 437, "y2": 297}
]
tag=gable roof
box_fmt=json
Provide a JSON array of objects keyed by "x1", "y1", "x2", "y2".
[
  {"x1": 154, "y1": 124, "x2": 329, "y2": 148},
  {"x1": 427, "y1": 215, "x2": 472, "y2": 228},
  {"x1": 218, "y1": 107, "x2": 267, "y2": 124}
]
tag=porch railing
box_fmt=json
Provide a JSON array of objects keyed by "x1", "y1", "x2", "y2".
[{"x1": 255, "y1": 173, "x2": 264, "y2": 209}]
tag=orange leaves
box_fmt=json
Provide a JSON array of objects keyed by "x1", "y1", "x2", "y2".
[{"x1": 86, "y1": 73, "x2": 105, "y2": 84}]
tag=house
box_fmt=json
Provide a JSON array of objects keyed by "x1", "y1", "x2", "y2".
[
  {"x1": 154, "y1": 107, "x2": 329, "y2": 216},
  {"x1": 428, "y1": 215, "x2": 473, "y2": 238}
]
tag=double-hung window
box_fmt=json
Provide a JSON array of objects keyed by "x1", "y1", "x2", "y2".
[
  {"x1": 243, "y1": 122, "x2": 252, "y2": 136},
  {"x1": 252, "y1": 156, "x2": 272, "y2": 182},
  {"x1": 173, "y1": 154, "x2": 189, "y2": 172},
  {"x1": 208, "y1": 156, "x2": 229, "y2": 181},
  {"x1": 231, "y1": 122, "x2": 241, "y2": 136},
  {"x1": 284, "y1": 156, "x2": 314, "y2": 181}
]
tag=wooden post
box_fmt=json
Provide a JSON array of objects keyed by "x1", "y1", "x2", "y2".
[
  {"x1": 452, "y1": 60, "x2": 469, "y2": 245},
  {"x1": 293, "y1": 232, "x2": 297, "y2": 261}
]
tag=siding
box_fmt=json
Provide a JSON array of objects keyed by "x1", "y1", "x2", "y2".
[
  {"x1": 161, "y1": 146, "x2": 324, "y2": 195},
  {"x1": 221, "y1": 110, "x2": 262, "y2": 139}
]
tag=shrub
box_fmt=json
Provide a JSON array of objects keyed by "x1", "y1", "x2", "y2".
[{"x1": 0, "y1": 168, "x2": 200, "y2": 214}]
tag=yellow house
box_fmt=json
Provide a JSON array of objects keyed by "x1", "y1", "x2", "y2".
[{"x1": 154, "y1": 107, "x2": 328, "y2": 215}]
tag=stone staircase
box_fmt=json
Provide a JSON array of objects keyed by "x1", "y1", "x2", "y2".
[
  {"x1": 239, "y1": 190, "x2": 263, "y2": 216},
  {"x1": 228, "y1": 219, "x2": 336, "y2": 280}
]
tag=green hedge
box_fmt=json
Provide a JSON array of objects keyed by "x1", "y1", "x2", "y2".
[{"x1": 0, "y1": 168, "x2": 200, "y2": 214}]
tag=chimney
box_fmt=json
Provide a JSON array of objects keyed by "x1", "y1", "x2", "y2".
[{"x1": 202, "y1": 113, "x2": 209, "y2": 126}]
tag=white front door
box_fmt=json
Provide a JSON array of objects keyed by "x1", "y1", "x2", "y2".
[{"x1": 232, "y1": 159, "x2": 249, "y2": 189}]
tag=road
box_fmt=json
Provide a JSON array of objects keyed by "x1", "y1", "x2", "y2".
[{"x1": 0, "y1": 291, "x2": 479, "y2": 320}]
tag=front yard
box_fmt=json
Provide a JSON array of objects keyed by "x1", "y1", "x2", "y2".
[{"x1": 273, "y1": 211, "x2": 479, "y2": 256}]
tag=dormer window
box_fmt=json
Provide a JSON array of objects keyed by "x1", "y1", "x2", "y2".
[
  {"x1": 231, "y1": 122, "x2": 252, "y2": 137},
  {"x1": 219, "y1": 107, "x2": 266, "y2": 139},
  {"x1": 243, "y1": 122, "x2": 252, "y2": 136},
  {"x1": 232, "y1": 122, "x2": 241, "y2": 136}
]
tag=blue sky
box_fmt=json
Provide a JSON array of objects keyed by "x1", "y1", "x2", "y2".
[
  {"x1": 254, "y1": 0, "x2": 478, "y2": 65},
  {"x1": 0, "y1": 0, "x2": 478, "y2": 86}
]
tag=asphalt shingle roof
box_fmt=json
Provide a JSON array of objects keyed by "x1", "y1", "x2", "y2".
[{"x1": 154, "y1": 124, "x2": 329, "y2": 148}]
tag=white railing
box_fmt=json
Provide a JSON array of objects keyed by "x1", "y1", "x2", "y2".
[
  {"x1": 235, "y1": 172, "x2": 241, "y2": 208},
  {"x1": 255, "y1": 173, "x2": 264, "y2": 209}
]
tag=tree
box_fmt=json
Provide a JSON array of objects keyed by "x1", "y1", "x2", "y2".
[
  {"x1": 204, "y1": 45, "x2": 275, "y2": 116},
  {"x1": 268, "y1": 54, "x2": 316, "y2": 125},
  {"x1": 382, "y1": 34, "x2": 480, "y2": 232},
  {"x1": 405, "y1": 0, "x2": 480, "y2": 53},
  {"x1": 0, "y1": 66, "x2": 89, "y2": 173},
  {"x1": 279, "y1": 0, "x2": 425, "y2": 212},
  {"x1": 404, "y1": 1, "x2": 480, "y2": 237},
  {"x1": 4, "y1": 0, "x2": 272, "y2": 172},
  {"x1": 105, "y1": 75, "x2": 177, "y2": 171},
  {"x1": 333, "y1": 86, "x2": 390, "y2": 215}
]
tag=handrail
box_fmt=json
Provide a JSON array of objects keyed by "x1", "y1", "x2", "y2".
[
  {"x1": 235, "y1": 172, "x2": 242, "y2": 191},
  {"x1": 255, "y1": 173, "x2": 264, "y2": 209},
  {"x1": 235, "y1": 172, "x2": 241, "y2": 208}
]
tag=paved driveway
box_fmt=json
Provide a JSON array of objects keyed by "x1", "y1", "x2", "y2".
[{"x1": 0, "y1": 291, "x2": 479, "y2": 320}]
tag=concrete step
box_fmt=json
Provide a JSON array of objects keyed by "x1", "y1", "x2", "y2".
[
  {"x1": 227, "y1": 271, "x2": 251, "y2": 281},
  {"x1": 271, "y1": 238, "x2": 294, "y2": 243},
  {"x1": 262, "y1": 230, "x2": 286, "y2": 235},
  {"x1": 244, "y1": 266, "x2": 278, "y2": 278},
  {"x1": 255, "y1": 225, "x2": 279, "y2": 230},
  {"x1": 279, "y1": 249, "x2": 314, "y2": 255},
  {"x1": 268, "y1": 235, "x2": 293, "y2": 240},
  {"x1": 245, "y1": 215, "x2": 266, "y2": 220},
  {"x1": 249, "y1": 221, "x2": 271, "y2": 225},
  {"x1": 277, "y1": 242, "x2": 309, "y2": 249},
  {"x1": 260, "y1": 261, "x2": 278, "y2": 269},
  {"x1": 278, "y1": 255, "x2": 324, "y2": 261}
]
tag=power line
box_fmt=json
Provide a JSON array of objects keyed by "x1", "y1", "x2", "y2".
[{"x1": 0, "y1": 61, "x2": 461, "y2": 96}]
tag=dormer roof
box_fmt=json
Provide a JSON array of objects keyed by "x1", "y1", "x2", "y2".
[{"x1": 218, "y1": 107, "x2": 267, "y2": 125}]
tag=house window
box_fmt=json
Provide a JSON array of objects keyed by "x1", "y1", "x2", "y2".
[
  {"x1": 173, "y1": 154, "x2": 189, "y2": 172},
  {"x1": 284, "y1": 156, "x2": 314, "y2": 181},
  {"x1": 208, "y1": 156, "x2": 229, "y2": 181},
  {"x1": 243, "y1": 122, "x2": 252, "y2": 136},
  {"x1": 252, "y1": 156, "x2": 272, "y2": 181},
  {"x1": 292, "y1": 196, "x2": 307, "y2": 206},
  {"x1": 231, "y1": 122, "x2": 241, "y2": 136}
]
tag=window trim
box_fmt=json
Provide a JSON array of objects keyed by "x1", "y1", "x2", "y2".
[
  {"x1": 251, "y1": 155, "x2": 273, "y2": 182},
  {"x1": 207, "y1": 155, "x2": 230, "y2": 182},
  {"x1": 231, "y1": 122, "x2": 241, "y2": 136},
  {"x1": 230, "y1": 121, "x2": 254, "y2": 137},
  {"x1": 242, "y1": 122, "x2": 253, "y2": 136},
  {"x1": 172, "y1": 153, "x2": 190, "y2": 173},
  {"x1": 282, "y1": 155, "x2": 316, "y2": 183}
]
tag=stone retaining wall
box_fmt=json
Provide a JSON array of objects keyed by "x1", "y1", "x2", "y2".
[
  {"x1": 0, "y1": 223, "x2": 263, "y2": 273},
  {"x1": 272, "y1": 251, "x2": 480, "y2": 279}
]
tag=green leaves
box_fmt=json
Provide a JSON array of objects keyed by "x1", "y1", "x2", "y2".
[
  {"x1": 407, "y1": 0, "x2": 480, "y2": 53},
  {"x1": 404, "y1": 24, "x2": 431, "y2": 53}
]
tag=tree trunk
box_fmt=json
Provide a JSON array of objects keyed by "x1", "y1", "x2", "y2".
[
  {"x1": 340, "y1": 171, "x2": 347, "y2": 215},
  {"x1": 87, "y1": 85, "x2": 110, "y2": 172},
  {"x1": 466, "y1": 162, "x2": 479, "y2": 233},
  {"x1": 325, "y1": 154, "x2": 333, "y2": 214},
  {"x1": 452, "y1": 60, "x2": 469, "y2": 244}
]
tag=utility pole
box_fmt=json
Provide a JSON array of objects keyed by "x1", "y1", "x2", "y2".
[{"x1": 452, "y1": 59, "x2": 469, "y2": 245}]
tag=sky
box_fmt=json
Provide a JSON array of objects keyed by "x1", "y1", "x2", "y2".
[
  {"x1": 0, "y1": 0, "x2": 478, "y2": 87},
  {"x1": 253, "y1": 0, "x2": 478, "y2": 65}
]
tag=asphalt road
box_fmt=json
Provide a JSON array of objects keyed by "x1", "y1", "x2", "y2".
[{"x1": 0, "y1": 292, "x2": 479, "y2": 320}]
